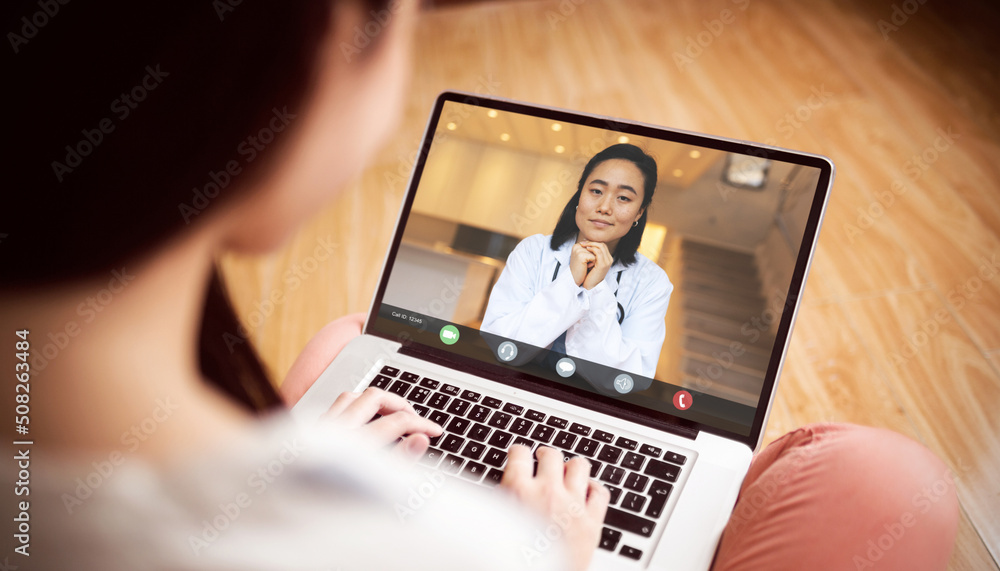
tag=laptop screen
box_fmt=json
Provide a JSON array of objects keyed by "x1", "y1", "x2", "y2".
[{"x1": 368, "y1": 92, "x2": 833, "y2": 446}]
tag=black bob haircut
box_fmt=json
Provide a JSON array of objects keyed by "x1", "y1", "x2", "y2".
[{"x1": 550, "y1": 143, "x2": 658, "y2": 266}]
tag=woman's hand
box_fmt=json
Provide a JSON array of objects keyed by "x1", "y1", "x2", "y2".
[
  {"x1": 570, "y1": 243, "x2": 597, "y2": 287},
  {"x1": 579, "y1": 241, "x2": 613, "y2": 290},
  {"x1": 322, "y1": 387, "x2": 442, "y2": 458},
  {"x1": 501, "y1": 445, "x2": 609, "y2": 571}
]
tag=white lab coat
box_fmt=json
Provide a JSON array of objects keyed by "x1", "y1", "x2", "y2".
[{"x1": 482, "y1": 234, "x2": 671, "y2": 378}]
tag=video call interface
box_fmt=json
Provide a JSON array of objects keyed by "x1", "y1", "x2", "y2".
[{"x1": 372, "y1": 98, "x2": 825, "y2": 438}]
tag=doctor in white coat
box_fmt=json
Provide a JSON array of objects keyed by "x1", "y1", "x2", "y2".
[{"x1": 482, "y1": 143, "x2": 671, "y2": 380}]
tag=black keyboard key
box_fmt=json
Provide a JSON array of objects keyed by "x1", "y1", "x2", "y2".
[
  {"x1": 589, "y1": 460, "x2": 603, "y2": 478},
  {"x1": 400, "y1": 371, "x2": 420, "y2": 382},
  {"x1": 525, "y1": 409, "x2": 546, "y2": 422},
  {"x1": 561, "y1": 450, "x2": 576, "y2": 462},
  {"x1": 428, "y1": 432, "x2": 442, "y2": 447},
  {"x1": 593, "y1": 429, "x2": 615, "y2": 443},
  {"x1": 487, "y1": 430, "x2": 513, "y2": 448},
  {"x1": 388, "y1": 380, "x2": 410, "y2": 397},
  {"x1": 574, "y1": 438, "x2": 599, "y2": 457},
  {"x1": 380, "y1": 366, "x2": 400, "y2": 377},
  {"x1": 441, "y1": 384, "x2": 461, "y2": 396},
  {"x1": 569, "y1": 422, "x2": 591, "y2": 436},
  {"x1": 624, "y1": 472, "x2": 649, "y2": 493},
  {"x1": 488, "y1": 412, "x2": 513, "y2": 429},
  {"x1": 413, "y1": 403, "x2": 430, "y2": 417},
  {"x1": 370, "y1": 375, "x2": 392, "y2": 389},
  {"x1": 468, "y1": 423, "x2": 491, "y2": 442},
  {"x1": 600, "y1": 465, "x2": 625, "y2": 485},
  {"x1": 620, "y1": 546, "x2": 642, "y2": 560},
  {"x1": 502, "y1": 403, "x2": 524, "y2": 416},
  {"x1": 604, "y1": 485, "x2": 622, "y2": 505},
  {"x1": 408, "y1": 387, "x2": 431, "y2": 404},
  {"x1": 461, "y1": 460, "x2": 487, "y2": 481},
  {"x1": 622, "y1": 451, "x2": 645, "y2": 471},
  {"x1": 644, "y1": 459, "x2": 680, "y2": 482},
  {"x1": 599, "y1": 527, "x2": 622, "y2": 551},
  {"x1": 427, "y1": 410, "x2": 450, "y2": 427},
  {"x1": 598, "y1": 445, "x2": 623, "y2": 464},
  {"x1": 441, "y1": 453, "x2": 464, "y2": 474},
  {"x1": 485, "y1": 468, "x2": 504, "y2": 487},
  {"x1": 514, "y1": 436, "x2": 535, "y2": 449},
  {"x1": 546, "y1": 416, "x2": 568, "y2": 429},
  {"x1": 419, "y1": 378, "x2": 440, "y2": 390},
  {"x1": 665, "y1": 451, "x2": 687, "y2": 466},
  {"x1": 510, "y1": 418, "x2": 534, "y2": 436},
  {"x1": 639, "y1": 444, "x2": 662, "y2": 458},
  {"x1": 605, "y1": 507, "x2": 655, "y2": 537},
  {"x1": 461, "y1": 441, "x2": 486, "y2": 461},
  {"x1": 440, "y1": 434, "x2": 465, "y2": 453},
  {"x1": 483, "y1": 397, "x2": 503, "y2": 409},
  {"x1": 446, "y1": 398, "x2": 471, "y2": 416},
  {"x1": 460, "y1": 390, "x2": 481, "y2": 402},
  {"x1": 529, "y1": 424, "x2": 555, "y2": 444},
  {"x1": 427, "y1": 393, "x2": 450, "y2": 410},
  {"x1": 645, "y1": 479, "x2": 673, "y2": 518},
  {"x1": 419, "y1": 447, "x2": 444, "y2": 467},
  {"x1": 468, "y1": 405, "x2": 490, "y2": 423},
  {"x1": 482, "y1": 447, "x2": 507, "y2": 468},
  {"x1": 622, "y1": 492, "x2": 647, "y2": 513},
  {"x1": 553, "y1": 430, "x2": 577, "y2": 450},
  {"x1": 446, "y1": 417, "x2": 471, "y2": 435},
  {"x1": 616, "y1": 437, "x2": 638, "y2": 450}
]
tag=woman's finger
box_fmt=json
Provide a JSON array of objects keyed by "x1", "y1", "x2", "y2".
[
  {"x1": 501, "y1": 444, "x2": 534, "y2": 488},
  {"x1": 534, "y1": 445, "x2": 565, "y2": 482},
  {"x1": 321, "y1": 390, "x2": 363, "y2": 420},
  {"x1": 585, "y1": 480, "x2": 611, "y2": 520},
  {"x1": 361, "y1": 410, "x2": 442, "y2": 445},
  {"x1": 335, "y1": 387, "x2": 414, "y2": 426},
  {"x1": 564, "y1": 456, "x2": 592, "y2": 495},
  {"x1": 391, "y1": 433, "x2": 430, "y2": 460}
]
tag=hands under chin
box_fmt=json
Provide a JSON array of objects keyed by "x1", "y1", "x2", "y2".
[
  {"x1": 322, "y1": 387, "x2": 442, "y2": 458},
  {"x1": 571, "y1": 241, "x2": 613, "y2": 290}
]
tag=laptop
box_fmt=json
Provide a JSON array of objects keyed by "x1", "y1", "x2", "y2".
[{"x1": 292, "y1": 91, "x2": 834, "y2": 570}]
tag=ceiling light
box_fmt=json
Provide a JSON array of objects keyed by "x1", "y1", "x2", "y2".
[
  {"x1": 551, "y1": 123, "x2": 562, "y2": 132},
  {"x1": 554, "y1": 145, "x2": 565, "y2": 153},
  {"x1": 618, "y1": 135, "x2": 629, "y2": 144},
  {"x1": 500, "y1": 133, "x2": 510, "y2": 141},
  {"x1": 487, "y1": 109, "x2": 498, "y2": 118},
  {"x1": 446, "y1": 122, "x2": 457, "y2": 131},
  {"x1": 672, "y1": 169, "x2": 684, "y2": 177},
  {"x1": 689, "y1": 150, "x2": 701, "y2": 159}
]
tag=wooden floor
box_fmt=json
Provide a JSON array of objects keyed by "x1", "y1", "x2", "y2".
[{"x1": 220, "y1": 0, "x2": 1000, "y2": 567}]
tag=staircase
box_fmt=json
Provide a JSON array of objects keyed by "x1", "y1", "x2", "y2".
[{"x1": 677, "y1": 240, "x2": 775, "y2": 407}]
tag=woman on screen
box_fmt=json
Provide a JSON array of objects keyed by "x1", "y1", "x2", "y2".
[{"x1": 482, "y1": 143, "x2": 671, "y2": 378}]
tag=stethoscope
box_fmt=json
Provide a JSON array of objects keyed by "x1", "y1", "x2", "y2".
[{"x1": 551, "y1": 261, "x2": 625, "y2": 325}]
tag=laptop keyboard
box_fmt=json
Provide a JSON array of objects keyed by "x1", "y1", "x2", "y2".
[{"x1": 370, "y1": 364, "x2": 690, "y2": 564}]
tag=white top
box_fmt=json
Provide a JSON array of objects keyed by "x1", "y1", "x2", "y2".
[
  {"x1": 481, "y1": 234, "x2": 671, "y2": 378},
  {"x1": 33, "y1": 415, "x2": 568, "y2": 571}
]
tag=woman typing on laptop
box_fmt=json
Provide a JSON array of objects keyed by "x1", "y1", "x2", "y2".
[{"x1": 4, "y1": 1, "x2": 957, "y2": 570}]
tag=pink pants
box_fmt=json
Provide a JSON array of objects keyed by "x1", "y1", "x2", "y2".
[{"x1": 285, "y1": 314, "x2": 960, "y2": 570}]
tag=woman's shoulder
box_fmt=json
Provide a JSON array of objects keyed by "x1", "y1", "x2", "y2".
[{"x1": 509, "y1": 233, "x2": 553, "y2": 260}]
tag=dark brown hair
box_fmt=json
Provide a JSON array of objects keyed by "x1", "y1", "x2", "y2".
[{"x1": 5, "y1": 0, "x2": 389, "y2": 411}]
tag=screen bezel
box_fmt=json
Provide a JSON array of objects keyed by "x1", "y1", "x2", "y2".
[{"x1": 364, "y1": 91, "x2": 834, "y2": 450}]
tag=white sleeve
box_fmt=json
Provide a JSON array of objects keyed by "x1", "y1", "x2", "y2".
[
  {"x1": 564, "y1": 263, "x2": 671, "y2": 377},
  {"x1": 482, "y1": 237, "x2": 591, "y2": 349}
]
